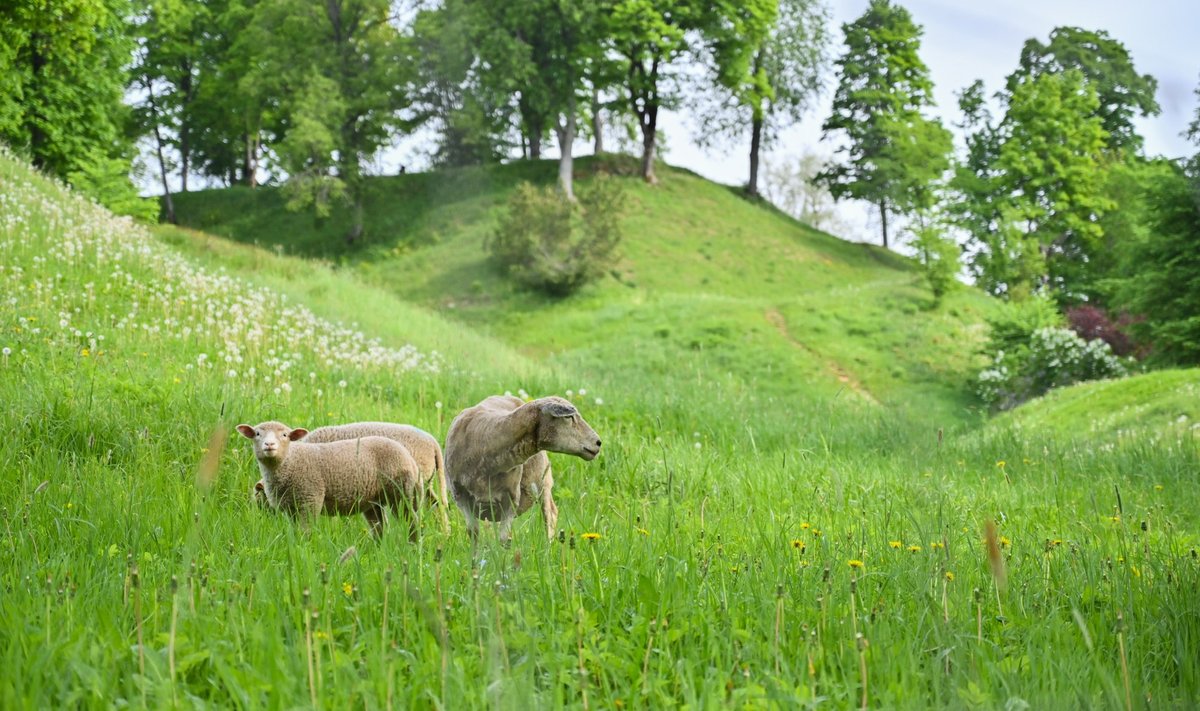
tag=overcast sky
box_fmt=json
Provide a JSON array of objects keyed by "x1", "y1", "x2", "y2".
[{"x1": 650, "y1": 0, "x2": 1200, "y2": 242}]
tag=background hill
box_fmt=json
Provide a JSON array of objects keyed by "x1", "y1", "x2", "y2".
[{"x1": 171, "y1": 157, "x2": 996, "y2": 432}]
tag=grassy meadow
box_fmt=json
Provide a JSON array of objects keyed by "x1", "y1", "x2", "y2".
[{"x1": 2, "y1": 150, "x2": 1199, "y2": 709}]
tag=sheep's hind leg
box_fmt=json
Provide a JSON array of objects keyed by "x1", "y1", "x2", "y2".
[{"x1": 363, "y1": 505, "x2": 386, "y2": 540}]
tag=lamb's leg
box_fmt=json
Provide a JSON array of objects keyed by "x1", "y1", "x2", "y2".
[
  {"x1": 541, "y1": 465, "x2": 558, "y2": 540},
  {"x1": 363, "y1": 505, "x2": 386, "y2": 539},
  {"x1": 496, "y1": 512, "x2": 515, "y2": 547}
]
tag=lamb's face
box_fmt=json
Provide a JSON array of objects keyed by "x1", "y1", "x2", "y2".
[
  {"x1": 236, "y1": 421, "x2": 309, "y2": 464},
  {"x1": 537, "y1": 398, "x2": 602, "y2": 461}
]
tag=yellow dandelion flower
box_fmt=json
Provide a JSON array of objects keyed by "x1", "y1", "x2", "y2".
[
  {"x1": 66, "y1": 502, "x2": 73, "y2": 509},
  {"x1": 996, "y1": 460, "x2": 1006, "y2": 469},
  {"x1": 1050, "y1": 539, "x2": 1063, "y2": 547},
  {"x1": 342, "y1": 582, "x2": 353, "y2": 596},
  {"x1": 790, "y1": 539, "x2": 806, "y2": 551},
  {"x1": 799, "y1": 561, "x2": 811, "y2": 568},
  {"x1": 1131, "y1": 566, "x2": 1141, "y2": 578},
  {"x1": 1154, "y1": 484, "x2": 1163, "y2": 491},
  {"x1": 582, "y1": 532, "x2": 601, "y2": 541},
  {"x1": 636, "y1": 528, "x2": 649, "y2": 536},
  {"x1": 1109, "y1": 515, "x2": 1121, "y2": 523},
  {"x1": 931, "y1": 541, "x2": 945, "y2": 550},
  {"x1": 889, "y1": 541, "x2": 902, "y2": 549},
  {"x1": 944, "y1": 571, "x2": 955, "y2": 581},
  {"x1": 908, "y1": 545, "x2": 922, "y2": 553},
  {"x1": 999, "y1": 535, "x2": 1011, "y2": 548},
  {"x1": 811, "y1": 529, "x2": 822, "y2": 537},
  {"x1": 800, "y1": 522, "x2": 811, "y2": 530},
  {"x1": 315, "y1": 631, "x2": 329, "y2": 640},
  {"x1": 848, "y1": 559, "x2": 864, "y2": 569},
  {"x1": 80, "y1": 348, "x2": 89, "y2": 357}
]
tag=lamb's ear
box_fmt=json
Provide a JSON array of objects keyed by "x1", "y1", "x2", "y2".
[
  {"x1": 236, "y1": 424, "x2": 256, "y2": 439},
  {"x1": 544, "y1": 401, "x2": 577, "y2": 418},
  {"x1": 289, "y1": 428, "x2": 309, "y2": 441},
  {"x1": 254, "y1": 481, "x2": 265, "y2": 492}
]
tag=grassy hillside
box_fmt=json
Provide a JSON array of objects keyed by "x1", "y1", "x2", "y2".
[
  {"x1": 4, "y1": 150, "x2": 1200, "y2": 708},
  {"x1": 988, "y1": 369, "x2": 1200, "y2": 443},
  {"x1": 173, "y1": 157, "x2": 996, "y2": 431}
]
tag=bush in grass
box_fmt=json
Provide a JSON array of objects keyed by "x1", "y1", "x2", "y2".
[
  {"x1": 488, "y1": 176, "x2": 624, "y2": 296},
  {"x1": 1065, "y1": 304, "x2": 1143, "y2": 358},
  {"x1": 977, "y1": 297, "x2": 1128, "y2": 410}
]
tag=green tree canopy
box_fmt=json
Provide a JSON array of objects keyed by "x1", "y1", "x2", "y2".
[
  {"x1": 817, "y1": 0, "x2": 951, "y2": 249},
  {"x1": 1006, "y1": 26, "x2": 1159, "y2": 153}
]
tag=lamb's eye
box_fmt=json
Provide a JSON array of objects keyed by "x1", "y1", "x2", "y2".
[{"x1": 281, "y1": 433, "x2": 288, "y2": 439}]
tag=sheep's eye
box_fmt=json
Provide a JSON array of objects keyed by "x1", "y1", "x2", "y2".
[{"x1": 281, "y1": 433, "x2": 288, "y2": 439}]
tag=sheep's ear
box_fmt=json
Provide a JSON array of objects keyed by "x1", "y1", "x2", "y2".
[
  {"x1": 289, "y1": 428, "x2": 309, "y2": 441},
  {"x1": 544, "y1": 402, "x2": 577, "y2": 418},
  {"x1": 236, "y1": 424, "x2": 256, "y2": 439}
]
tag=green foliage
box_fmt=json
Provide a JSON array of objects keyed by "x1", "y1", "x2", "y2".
[
  {"x1": 0, "y1": 0, "x2": 144, "y2": 214},
  {"x1": 489, "y1": 175, "x2": 625, "y2": 296},
  {"x1": 817, "y1": 0, "x2": 952, "y2": 248},
  {"x1": 697, "y1": 0, "x2": 830, "y2": 195},
  {"x1": 907, "y1": 216, "x2": 959, "y2": 304},
  {"x1": 975, "y1": 297, "x2": 1127, "y2": 409},
  {"x1": 66, "y1": 147, "x2": 158, "y2": 221},
  {"x1": 1112, "y1": 162, "x2": 1200, "y2": 363},
  {"x1": 953, "y1": 72, "x2": 1111, "y2": 299},
  {"x1": 1007, "y1": 26, "x2": 1159, "y2": 153}
]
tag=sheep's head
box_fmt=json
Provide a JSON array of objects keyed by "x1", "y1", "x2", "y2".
[
  {"x1": 236, "y1": 421, "x2": 309, "y2": 465},
  {"x1": 533, "y1": 397, "x2": 601, "y2": 461}
]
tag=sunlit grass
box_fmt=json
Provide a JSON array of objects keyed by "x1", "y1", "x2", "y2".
[{"x1": 2, "y1": 150, "x2": 1198, "y2": 708}]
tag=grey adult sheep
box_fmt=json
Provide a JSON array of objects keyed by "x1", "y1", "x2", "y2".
[
  {"x1": 252, "y1": 422, "x2": 450, "y2": 534},
  {"x1": 237, "y1": 421, "x2": 422, "y2": 540},
  {"x1": 444, "y1": 396, "x2": 601, "y2": 544}
]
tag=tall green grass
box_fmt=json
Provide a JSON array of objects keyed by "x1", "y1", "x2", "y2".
[{"x1": 2, "y1": 151, "x2": 1199, "y2": 708}]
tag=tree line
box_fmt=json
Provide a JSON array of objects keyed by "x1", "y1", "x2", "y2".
[{"x1": 2, "y1": 0, "x2": 1198, "y2": 360}]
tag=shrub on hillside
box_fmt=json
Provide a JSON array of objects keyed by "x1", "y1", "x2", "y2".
[
  {"x1": 488, "y1": 176, "x2": 624, "y2": 296},
  {"x1": 1065, "y1": 304, "x2": 1143, "y2": 358},
  {"x1": 977, "y1": 298, "x2": 1128, "y2": 410}
]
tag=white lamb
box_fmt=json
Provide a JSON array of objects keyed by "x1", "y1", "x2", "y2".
[{"x1": 237, "y1": 421, "x2": 422, "y2": 540}]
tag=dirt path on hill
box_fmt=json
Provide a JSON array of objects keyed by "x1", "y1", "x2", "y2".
[{"x1": 764, "y1": 308, "x2": 881, "y2": 406}]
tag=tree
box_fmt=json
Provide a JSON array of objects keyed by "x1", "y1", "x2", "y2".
[
  {"x1": 761, "y1": 150, "x2": 844, "y2": 233},
  {"x1": 699, "y1": 0, "x2": 829, "y2": 197},
  {"x1": 816, "y1": 0, "x2": 951, "y2": 249},
  {"x1": 1007, "y1": 26, "x2": 1159, "y2": 154},
  {"x1": 0, "y1": 0, "x2": 147, "y2": 215},
  {"x1": 952, "y1": 71, "x2": 1111, "y2": 299},
  {"x1": 609, "y1": 0, "x2": 706, "y2": 184},
  {"x1": 908, "y1": 212, "x2": 959, "y2": 305},
  {"x1": 475, "y1": 0, "x2": 608, "y2": 200},
  {"x1": 1112, "y1": 82, "x2": 1200, "y2": 362},
  {"x1": 250, "y1": 0, "x2": 412, "y2": 242}
]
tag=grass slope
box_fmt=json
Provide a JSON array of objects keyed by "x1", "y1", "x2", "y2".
[
  {"x1": 173, "y1": 156, "x2": 995, "y2": 430},
  {"x1": 3, "y1": 150, "x2": 1199, "y2": 708},
  {"x1": 989, "y1": 369, "x2": 1200, "y2": 443}
]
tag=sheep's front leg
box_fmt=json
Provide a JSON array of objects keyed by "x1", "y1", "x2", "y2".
[
  {"x1": 540, "y1": 465, "x2": 558, "y2": 540},
  {"x1": 496, "y1": 511, "x2": 516, "y2": 547}
]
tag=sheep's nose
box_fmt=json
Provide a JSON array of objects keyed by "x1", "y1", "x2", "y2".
[{"x1": 595, "y1": 439, "x2": 602, "y2": 448}]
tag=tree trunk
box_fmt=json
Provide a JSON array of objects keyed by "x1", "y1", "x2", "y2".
[
  {"x1": 748, "y1": 115, "x2": 763, "y2": 197},
  {"x1": 242, "y1": 131, "x2": 259, "y2": 188},
  {"x1": 556, "y1": 95, "x2": 577, "y2": 201},
  {"x1": 346, "y1": 192, "x2": 364, "y2": 244},
  {"x1": 639, "y1": 117, "x2": 657, "y2": 184},
  {"x1": 179, "y1": 60, "x2": 193, "y2": 192},
  {"x1": 29, "y1": 33, "x2": 47, "y2": 169},
  {"x1": 144, "y1": 79, "x2": 175, "y2": 223},
  {"x1": 592, "y1": 86, "x2": 604, "y2": 154},
  {"x1": 529, "y1": 130, "x2": 542, "y2": 160},
  {"x1": 879, "y1": 199, "x2": 889, "y2": 249}
]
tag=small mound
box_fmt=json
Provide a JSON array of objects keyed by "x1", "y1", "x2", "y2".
[{"x1": 988, "y1": 369, "x2": 1200, "y2": 443}]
